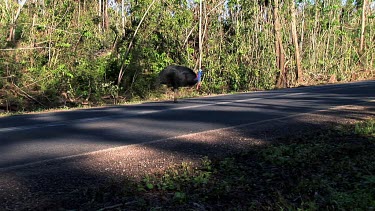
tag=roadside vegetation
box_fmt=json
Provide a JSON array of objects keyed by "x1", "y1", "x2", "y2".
[
  {"x1": 1, "y1": 1, "x2": 375, "y2": 112},
  {"x1": 52, "y1": 118, "x2": 375, "y2": 210}
]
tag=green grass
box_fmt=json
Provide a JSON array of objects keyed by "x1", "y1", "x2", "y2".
[
  {"x1": 64, "y1": 119, "x2": 375, "y2": 210},
  {"x1": 355, "y1": 119, "x2": 375, "y2": 136}
]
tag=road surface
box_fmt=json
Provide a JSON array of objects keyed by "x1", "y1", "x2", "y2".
[{"x1": 0, "y1": 80, "x2": 374, "y2": 170}]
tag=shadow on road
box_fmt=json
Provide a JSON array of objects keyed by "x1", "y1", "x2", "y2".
[{"x1": 0, "y1": 82, "x2": 374, "y2": 209}]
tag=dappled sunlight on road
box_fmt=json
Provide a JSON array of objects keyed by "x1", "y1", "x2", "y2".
[
  {"x1": 0, "y1": 81, "x2": 375, "y2": 209},
  {"x1": 0, "y1": 102, "x2": 374, "y2": 210},
  {"x1": 75, "y1": 127, "x2": 268, "y2": 180}
]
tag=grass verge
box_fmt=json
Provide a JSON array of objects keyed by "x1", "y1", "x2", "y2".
[{"x1": 66, "y1": 119, "x2": 375, "y2": 210}]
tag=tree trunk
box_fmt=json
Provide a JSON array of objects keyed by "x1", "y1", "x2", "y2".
[
  {"x1": 78, "y1": 0, "x2": 81, "y2": 27},
  {"x1": 99, "y1": 0, "x2": 108, "y2": 31},
  {"x1": 103, "y1": 0, "x2": 109, "y2": 30},
  {"x1": 290, "y1": 0, "x2": 303, "y2": 84},
  {"x1": 7, "y1": 1, "x2": 25, "y2": 42},
  {"x1": 199, "y1": 0, "x2": 203, "y2": 70},
  {"x1": 273, "y1": 0, "x2": 286, "y2": 88},
  {"x1": 122, "y1": 0, "x2": 125, "y2": 36},
  {"x1": 359, "y1": 0, "x2": 367, "y2": 53},
  {"x1": 98, "y1": 0, "x2": 101, "y2": 31},
  {"x1": 311, "y1": 1, "x2": 319, "y2": 71}
]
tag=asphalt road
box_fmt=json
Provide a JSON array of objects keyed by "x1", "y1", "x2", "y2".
[{"x1": 0, "y1": 80, "x2": 374, "y2": 170}]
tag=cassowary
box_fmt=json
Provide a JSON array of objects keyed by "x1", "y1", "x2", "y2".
[{"x1": 158, "y1": 65, "x2": 202, "y2": 103}]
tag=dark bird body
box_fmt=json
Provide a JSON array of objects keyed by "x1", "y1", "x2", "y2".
[{"x1": 158, "y1": 65, "x2": 202, "y2": 103}]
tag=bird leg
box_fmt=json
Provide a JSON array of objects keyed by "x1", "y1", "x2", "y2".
[{"x1": 173, "y1": 88, "x2": 178, "y2": 103}]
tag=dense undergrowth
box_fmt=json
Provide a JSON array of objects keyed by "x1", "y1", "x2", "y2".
[{"x1": 1, "y1": 1, "x2": 374, "y2": 112}]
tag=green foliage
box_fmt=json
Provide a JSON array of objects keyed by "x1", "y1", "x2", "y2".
[
  {"x1": 138, "y1": 158, "x2": 213, "y2": 201},
  {"x1": 0, "y1": 0, "x2": 374, "y2": 111},
  {"x1": 355, "y1": 119, "x2": 375, "y2": 136}
]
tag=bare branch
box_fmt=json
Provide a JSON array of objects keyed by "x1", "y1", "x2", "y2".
[{"x1": 0, "y1": 47, "x2": 50, "y2": 51}]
